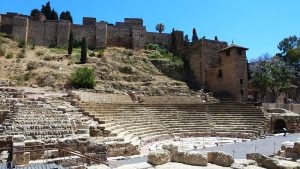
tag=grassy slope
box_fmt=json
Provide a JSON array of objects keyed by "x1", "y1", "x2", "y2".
[{"x1": 0, "y1": 34, "x2": 194, "y2": 95}]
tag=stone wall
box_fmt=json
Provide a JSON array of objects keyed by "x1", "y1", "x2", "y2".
[
  {"x1": 57, "y1": 20, "x2": 70, "y2": 48},
  {"x1": 72, "y1": 24, "x2": 96, "y2": 48},
  {"x1": 0, "y1": 13, "x2": 175, "y2": 50},
  {"x1": 12, "y1": 16, "x2": 28, "y2": 42},
  {"x1": 132, "y1": 26, "x2": 146, "y2": 49},
  {"x1": 96, "y1": 22, "x2": 107, "y2": 49},
  {"x1": 106, "y1": 26, "x2": 132, "y2": 48},
  {"x1": 270, "y1": 114, "x2": 300, "y2": 133},
  {"x1": 0, "y1": 14, "x2": 14, "y2": 34},
  {"x1": 146, "y1": 32, "x2": 171, "y2": 48},
  {"x1": 27, "y1": 20, "x2": 58, "y2": 46},
  {"x1": 83, "y1": 17, "x2": 96, "y2": 26},
  {"x1": 179, "y1": 40, "x2": 227, "y2": 86}
]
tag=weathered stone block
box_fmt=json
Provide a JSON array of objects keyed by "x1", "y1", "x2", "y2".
[
  {"x1": 172, "y1": 151, "x2": 207, "y2": 166},
  {"x1": 207, "y1": 151, "x2": 234, "y2": 167},
  {"x1": 147, "y1": 149, "x2": 171, "y2": 165}
]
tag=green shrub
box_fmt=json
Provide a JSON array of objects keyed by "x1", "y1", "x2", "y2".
[
  {"x1": 18, "y1": 40, "x2": 26, "y2": 48},
  {"x1": 146, "y1": 43, "x2": 160, "y2": 50},
  {"x1": 0, "y1": 44, "x2": 6, "y2": 56},
  {"x1": 5, "y1": 52, "x2": 13, "y2": 59},
  {"x1": 97, "y1": 49, "x2": 104, "y2": 58},
  {"x1": 35, "y1": 50, "x2": 45, "y2": 57},
  {"x1": 17, "y1": 48, "x2": 26, "y2": 58},
  {"x1": 69, "y1": 67, "x2": 96, "y2": 89}
]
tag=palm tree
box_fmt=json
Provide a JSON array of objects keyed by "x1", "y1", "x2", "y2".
[{"x1": 155, "y1": 23, "x2": 165, "y2": 33}]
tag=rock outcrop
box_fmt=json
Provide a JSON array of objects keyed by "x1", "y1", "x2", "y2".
[{"x1": 207, "y1": 151, "x2": 234, "y2": 167}]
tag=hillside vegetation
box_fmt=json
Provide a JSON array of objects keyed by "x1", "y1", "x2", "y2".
[{"x1": 0, "y1": 34, "x2": 195, "y2": 95}]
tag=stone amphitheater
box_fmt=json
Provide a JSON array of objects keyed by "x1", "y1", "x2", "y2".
[{"x1": 0, "y1": 78, "x2": 281, "y2": 168}]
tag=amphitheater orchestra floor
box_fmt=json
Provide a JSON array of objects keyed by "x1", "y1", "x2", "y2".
[{"x1": 108, "y1": 133, "x2": 300, "y2": 168}]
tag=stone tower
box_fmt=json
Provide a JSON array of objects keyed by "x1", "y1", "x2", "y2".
[{"x1": 218, "y1": 44, "x2": 249, "y2": 102}]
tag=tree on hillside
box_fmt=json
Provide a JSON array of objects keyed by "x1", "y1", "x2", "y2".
[
  {"x1": 192, "y1": 28, "x2": 199, "y2": 42},
  {"x1": 60, "y1": 11, "x2": 73, "y2": 23},
  {"x1": 277, "y1": 35, "x2": 300, "y2": 68},
  {"x1": 277, "y1": 35, "x2": 300, "y2": 55},
  {"x1": 68, "y1": 30, "x2": 74, "y2": 55},
  {"x1": 249, "y1": 54, "x2": 295, "y2": 103},
  {"x1": 41, "y1": 1, "x2": 51, "y2": 19},
  {"x1": 184, "y1": 35, "x2": 190, "y2": 46},
  {"x1": 286, "y1": 47, "x2": 300, "y2": 70},
  {"x1": 80, "y1": 37, "x2": 87, "y2": 64},
  {"x1": 30, "y1": 9, "x2": 41, "y2": 17},
  {"x1": 155, "y1": 23, "x2": 165, "y2": 33}
]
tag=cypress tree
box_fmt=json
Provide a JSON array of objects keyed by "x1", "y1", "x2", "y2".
[
  {"x1": 184, "y1": 35, "x2": 190, "y2": 46},
  {"x1": 49, "y1": 9, "x2": 58, "y2": 20},
  {"x1": 215, "y1": 36, "x2": 218, "y2": 41},
  {"x1": 192, "y1": 28, "x2": 199, "y2": 42},
  {"x1": 68, "y1": 30, "x2": 74, "y2": 55},
  {"x1": 41, "y1": 1, "x2": 51, "y2": 19},
  {"x1": 80, "y1": 38, "x2": 87, "y2": 64}
]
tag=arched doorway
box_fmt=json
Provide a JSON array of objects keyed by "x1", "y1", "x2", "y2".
[{"x1": 273, "y1": 119, "x2": 286, "y2": 133}]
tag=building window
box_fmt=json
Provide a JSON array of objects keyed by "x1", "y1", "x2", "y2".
[
  {"x1": 237, "y1": 50, "x2": 242, "y2": 55},
  {"x1": 240, "y1": 90, "x2": 244, "y2": 95},
  {"x1": 240, "y1": 79, "x2": 244, "y2": 85},
  {"x1": 218, "y1": 70, "x2": 223, "y2": 78},
  {"x1": 226, "y1": 50, "x2": 230, "y2": 56}
]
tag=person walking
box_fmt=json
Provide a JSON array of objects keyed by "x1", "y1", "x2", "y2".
[{"x1": 283, "y1": 127, "x2": 287, "y2": 136}]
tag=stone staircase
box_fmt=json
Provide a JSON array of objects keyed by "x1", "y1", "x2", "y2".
[{"x1": 77, "y1": 101, "x2": 268, "y2": 146}]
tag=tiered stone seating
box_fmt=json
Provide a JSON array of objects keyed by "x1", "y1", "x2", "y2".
[
  {"x1": 2, "y1": 100, "x2": 74, "y2": 139},
  {"x1": 0, "y1": 86, "x2": 101, "y2": 140},
  {"x1": 78, "y1": 100, "x2": 267, "y2": 146},
  {"x1": 206, "y1": 103, "x2": 267, "y2": 137}
]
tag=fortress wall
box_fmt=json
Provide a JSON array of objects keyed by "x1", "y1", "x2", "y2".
[
  {"x1": 43, "y1": 21, "x2": 58, "y2": 46},
  {"x1": 179, "y1": 42, "x2": 203, "y2": 85},
  {"x1": 27, "y1": 20, "x2": 44, "y2": 45},
  {"x1": 72, "y1": 24, "x2": 96, "y2": 48},
  {"x1": 0, "y1": 15, "x2": 14, "y2": 34},
  {"x1": 96, "y1": 22, "x2": 107, "y2": 49},
  {"x1": 179, "y1": 40, "x2": 227, "y2": 87},
  {"x1": 206, "y1": 66, "x2": 225, "y2": 94},
  {"x1": 12, "y1": 16, "x2": 29, "y2": 42},
  {"x1": 145, "y1": 32, "x2": 171, "y2": 48},
  {"x1": 124, "y1": 18, "x2": 143, "y2": 26},
  {"x1": 57, "y1": 20, "x2": 70, "y2": 47},
  {"x1": 107, "y1": 26, "x2": 132, "y2": 48},
  {"x1": 28, "y1": 21, "x2": 57, "y2": 46},
  {"x1": 132, "y1": 26, "x2": 146, "y2": 49}
]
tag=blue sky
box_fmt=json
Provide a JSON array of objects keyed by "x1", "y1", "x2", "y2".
[{"x1": 1, "y1": 0, "x2": 299, "y2": 60}]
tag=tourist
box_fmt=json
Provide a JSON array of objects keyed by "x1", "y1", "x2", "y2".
[{"x1": 283, "y1": 128, "x2": 287, "y2": 136}]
